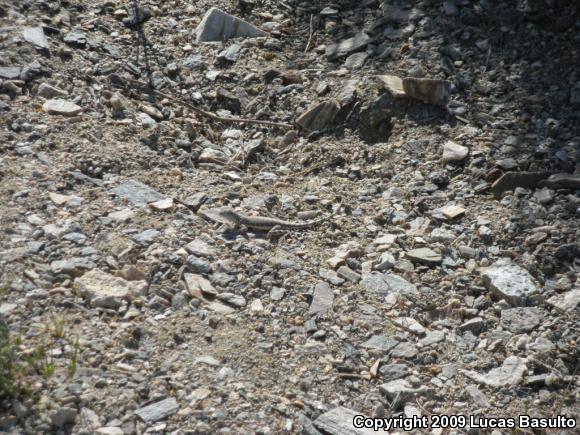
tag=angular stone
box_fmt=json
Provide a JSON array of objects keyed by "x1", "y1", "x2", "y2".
[
  {"x1": 377, "y1": 74, "x2": 406, "y2": 98},
  {"x1": 50, "y1": 407, "x2": 77, "y2": 427},
  {"x1": 406, "y1": 248, "x2": 442, "y2": 265},
  {"x1": 500, "y1": 307, "x2": 543, "y2": 333},
  {"x1": 42, "y1": 99, "x2": 82, "y2": 116},
  {"x1": 379, "y1": 380, "x2": 429, "y2": 403},
  {"x1": 183, "y1": 273, "x2": 217, "y2": 298},
  {"x1": 481, "y1": 260, "x2": 539, "y2": 306},
  {"x1": 0, "y1": 303, "x2": 17, "y2": 316},
  {"x1": 309, "y1": 281, "x2": 333, "y2": 315},
  {"x1": 336, "y1": 265, "x2": 360, "y2": 283},
  {"x1": 361, "y1": 335, "x2": 399, "y2": 352},
  {"x1": 314, "y1": 407, "x2": 387, "y2": 435},
  {"x1": 107, "y1": 208, "x2": 134, "y2": 223},
  {"x1": 440, "y1": 204, "x2": 466, "y2": 220},
  {"x1": 23, "y1": 27, "x2": 49, "y2": 50},
  {"x1": 392, "y1": 317, "x2": 426, "y2": 336},
  {"x1": 51, "y1": 258, "x2": 96, "y2": 277},
  {"x1": 361, "y1": 272, "x2": 418, "y2": 296},
  {"x1": 0, "y1": 66, "x2": 21, "y2": 80},
  {"x1": 184, "y1": 239, "x2": 215, "y2": 258},
  {"x1": 110, "y1": 180, "x2": 167, "y2": 207},
  {"x1": 491, "y1": 171, "x2": 551, "y2": 199},
  {"x1": 379, "y1": 363, "x2": 408, "y2": 381},
  {"x1": 37, "y1": 83, "x2": 68, "y2": 99},
  {"x1": 295, "y1": 99, "x2": 340, "y2": 132},
  {"x1": 326, "y1": 32, "x2": 371, "y2": 60},
  {"x1": 402, "y1": 77, "x2": 451, "y2": 106},
  {"x1": 442, "y1": 141, "x2": 469, "y2": 162},
  {"x1": 390, "y1": 341, "x2": 418, "y2": 358},
  {"x1": 196, "y1": 8, "x2": 267, "y2": 42},
  {"x1": 148, "y1": 198, "x2": 174, "y2": 211},
  {"x1": 539, "y1": 173, "x2": 580, "y2": 190},
  {"x1": 131, "y1": 229, "x2": 160, "y2": 246},
  {"x1": 75, "y1": 269, "x2": 147, "y2": 309},
  {"x1": 463, "y1": 356, "x2": 526, "y2": 388},
  {"x1": 343, "y1": 52, "x2": 368, "y2": 70},
  {"x1": 465, "y1": 385, "x2": 490, "y2": 408},
  {"x1": 134, "y1": 398, "x2": 178, "y2": 423},
  {"x1": 547, "y1": 288, "x2": 580, "y2": 312}
]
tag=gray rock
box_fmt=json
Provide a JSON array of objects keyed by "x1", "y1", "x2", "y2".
[
  {"x1": 51, "y1": 258, "x2": 96, "y2": 276},
  {"x1": 390, "y1": 342, "x2": 418, "y2": 358},
  {"x1": 463, "y1": 356, "x2": 527, "y2": 388},
  {"x1": 319, "y1": 268, "x2": 345, "y2": 285},
  {"x1": 182, "y1": 54, "x2": 207, "y2": 70},
  {"x1": 379, "y1": 363, "x2": 408, "y2": 381},
  {"x1": 134, "y1": 398, "x2": 178, "y2": 423},
  {"x1": 110, "y1": 180, "x2": 167, "y2": 207},
  {"x1": 218, "y1": 44, "x2": 241, "y2": 62},
  {"x1": 465, "y1": 385, "x2": 490, "y2": 408},
  {"x1": 42, "y1": 99, "x2": 82, "y2": 116},
  {"x1": 361, "y1": 272, "x2": 418, "y2": 296},
  {"x1": 137, "y1": 112, "x2": 157, "y2": 128},
  {"x1": 309, "y1": 282, "x2": 333, "y2": 315},
  {"x1": 458, "y1": 317, "x2": 485, "y2": 335},
  {"x1": 23, "y1": 27, "x2": 49, "y2": 50},
  {"x1": 0, "y1": 66, "x2": 21, "y2": 80},
  {"x1": 534, "y1": 188, "x2": 554, "y2": 205},
  {"x1": 442, "y1": 141, "x2": 469, "y2": 162},
  {"x1": 63, "y1": 31, "x2": 87, "y2": 46},
  {"x1": 184, "y1": 239, "x2": 216, "y2": 258},
  {"x1": 37, "y1": 83, "x2": 68, "y2": 99},
  {"x1": 196, "y1": 8, "x2": 267, "y2": 42},
  {"x1": 0, "y1": 303, "x2": 17, "y2": 316},
  {"x1": 361, "y1": 335, "x2": 399, "y2": 352},
  {"x1": 314, "y1": 407, "x2": 385, "y2": 435},
  {"x1": 336, "y1": 265, "x2": 360, "y2": 283},
  {"x1": 131, "y1": 229, "x2": 160, "y2": 246},
  {"x1": 74, "y1": 269, "x2": 147, "y2": 309},
  {"x1": 78, "y1": 408, "x2": 101, "y2": 432},
  {"x1": 379, "y1": 380, "x2": 429, "y2": 407},
  {"x1": 295, "y1": 99, "x2": 340, "y2": 132},
  {"x1": 547, "y1": 287, "x2": 580, "y2": 312},
  {"x1": 51, "y1": 407, "x2": 78, "y2": 427},
  {"x1": 270, "y1": 287, "x2": 286, "y2": 301},
  {"x1": 326, "y1": 32, "x2": 371, "y2": 60},
  {"x1": 500, "y1": 307, "x2": 543, "y2": 333},
  {"x1": 343, "y1": 52, "x2": 368, "y2": 70},
  {"x1": 406, "y1": 247, "x2": 442, "y2": 265},
  {"x1": 481, "y1": 260, "x2": 539, "y2": 306}
]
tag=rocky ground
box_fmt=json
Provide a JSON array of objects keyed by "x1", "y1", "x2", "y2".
[{"x1": 0, "y1": 0, "x2": 579, "y2": 434}]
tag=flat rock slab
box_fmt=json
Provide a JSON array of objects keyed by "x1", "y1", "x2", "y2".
[
  {"x1": 442, "y1": 141, "x2": 469, "y2": 162},
  {"x1": 326, "y1": 32, "x2": 371, "y2": 60},
  {"x1": 491, "y1": 171, "x2": 551, "y2": 199},
  {"x1": 309, "y1": 281, "x2": 334, "y2": 315},
  {"x1": 74, "y1": 269, "x2": 147, "y2": 309},
  {"x1": 296, "y1": 99, "x2": 340, "y2": 132},
  {"x1": 361, "y1": 272, "x2": 418, "y2": 296},
  {"x1": 110, "y1": 179, "x2": 167, "y2": 207},
  {"x1": 539, "y1": 172, "x2": 580, "y2": 190},
  {"x1": 134, "y1": 398, "x2": 178, "y2": 423},
  {"x1": 547, "y1": 287, "x2": 580, "y2": 312},
  {"x1": 42, "y1": 99, "x2": 82, "y2": 116},
  {"x1": 23, "y1": 27, "x2": 49, "y2": 49},
  {"x1": 379, "y1": 379, "x2": 429, "y2": 402},
  {"x1": 440, "y1": 204, "x2": 466, "y2": 220},
  {"x1": 314, "y1": 406, "x2": 388, "y2": 435},
  {"x1": 196, "y1": 8, "x2": 267, "y2": 42},
  {"x1": 402, "y1": 77, "x2": 451, "y2": 106},
  {"x1": 0, "y1": 66, "x2": 21, "y2": 80},
  {"x1": 463, "y1": 356, "x2": 527, "y2": 388},
  {"x1": 481, "y1": 260, "x2": 539, "y2": 305},
  {"x1": 500, "y1": 307, "x2": 543, "y2": 333},
  {"x1": 360, "y1": 335, "x2": 399, "y2": 352},
  {"x1": 377, "y1": 74, "x2": 406, "y2": 98},
  {"x1": 406, "y1": 247, "x2": 442, "y2": 265}
]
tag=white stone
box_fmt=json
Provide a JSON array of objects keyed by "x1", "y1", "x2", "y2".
[
  {"x1": 74, "y1": 269, "x2": 147, "y2": 309},
  {"x1": 196, "y1": 8, "x2": 267, "y2": 42},
  {"x1": 43, "y1": 99, "x2": 82, "y2": 116},
  {"x1": 442, "y1": 141, "x2": 469, "y2": 162}
]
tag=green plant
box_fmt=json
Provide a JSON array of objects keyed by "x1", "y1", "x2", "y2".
[
  {"x1": 67, "y1": 336, "x2": 80, "y2": 378},
  {"x1": 0, "y1": 320, "x2": 17, "y2": 399}
]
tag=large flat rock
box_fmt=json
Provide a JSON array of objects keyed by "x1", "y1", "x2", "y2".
[
  {"x1": 42, "y1": 99, "x2": 82, "y2": 116},
  {"x1": 74, "y1": 269, "x2": 147, "y2": 309},
  {"x1": 481, "y1": 260, "x2": 539, "y2": 306},
  {"x1": 326, "y1": 32, "x2": 371, "y2": 60},
  {"x1": 295, "y1": 99, "x2": 340, "y2": 132},
  {"x1": 196, "y1": 8, "x2": 267, "y2": 42}
]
